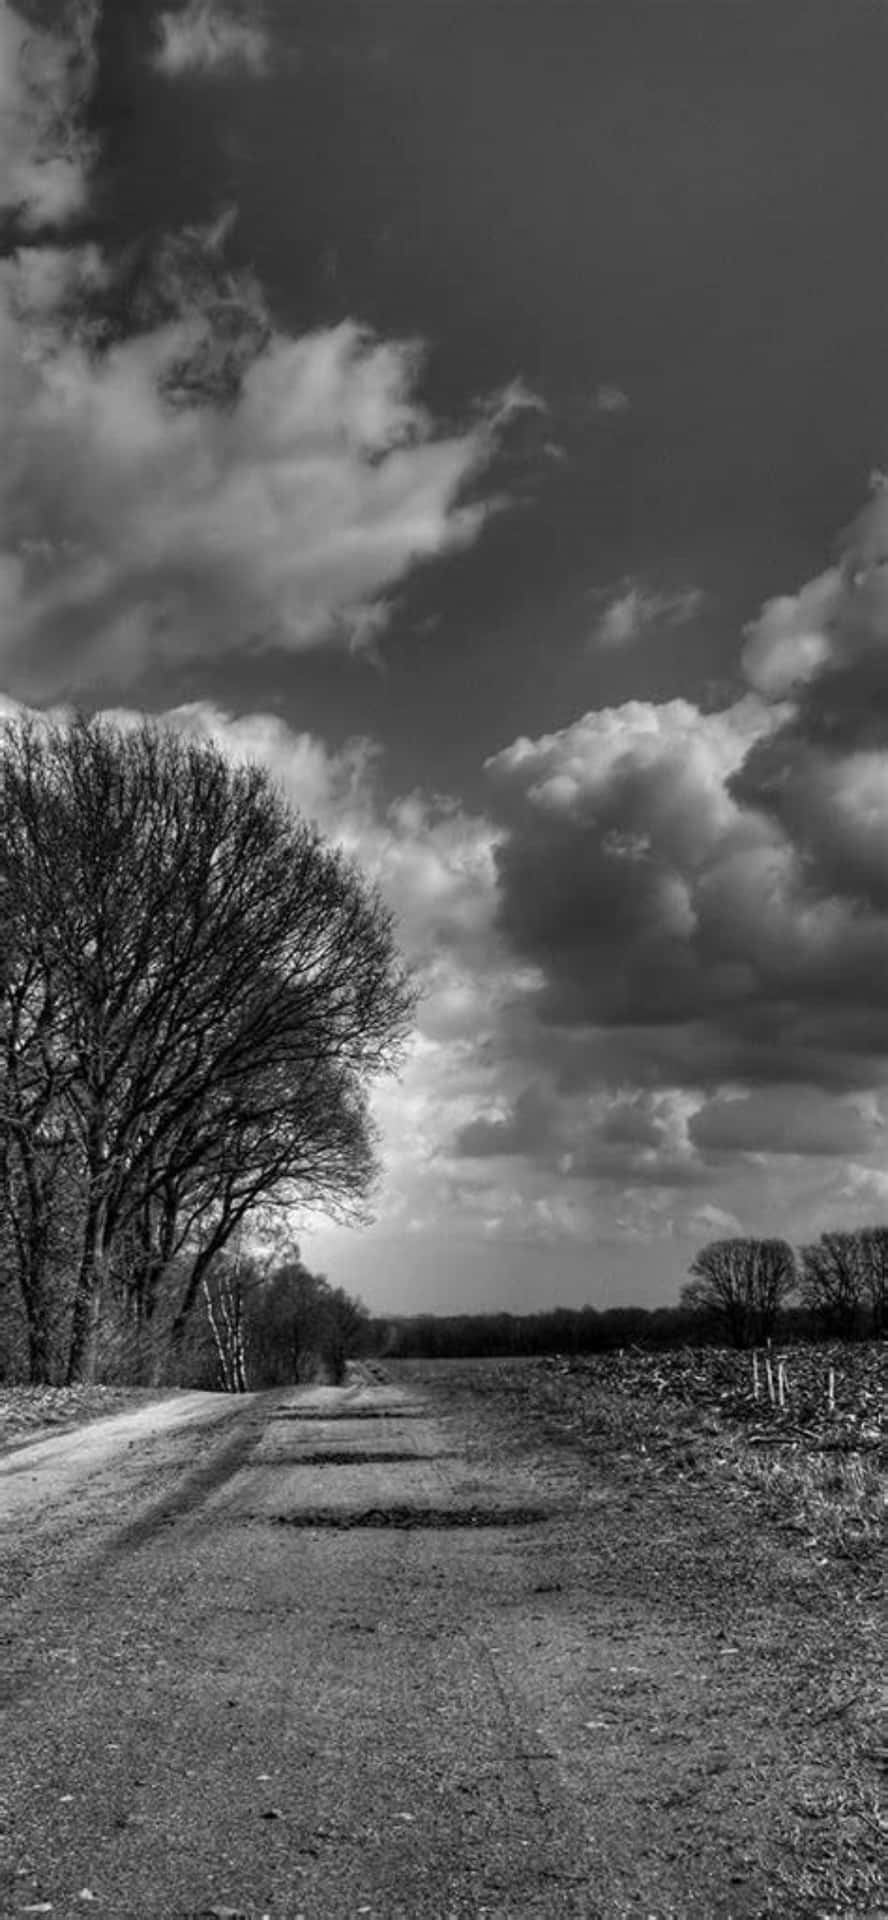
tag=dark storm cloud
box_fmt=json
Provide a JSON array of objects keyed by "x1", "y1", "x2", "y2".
[
  {"x1": 602, "y1": 1096, "x2": 668, "y2": 1148},
  {"x1": 689, "y1": 1087, "x2": 882, "y2": 1160},
  {"x1": 452, "y1": 1084, "x2": 552, "y2": 1160},
  {"x1": 529, "y1": 1016, "x2": 888, "y2": 1100},
  {"x1": 729, "y1": 482, "x2": 888, "y2": 916},
  {"x1": 573, "y1": 1088, "x2": 707, "y2": 1188},
  {"x1": 452, "y1": 1075, "x2": 709, "y2": 1190},
  {"x1": 483, "y1": 497, "x2": 888, "y2": 1105},
  {"x1": 451, "y1": 1076, "x2": 708, "y2": 1190}
]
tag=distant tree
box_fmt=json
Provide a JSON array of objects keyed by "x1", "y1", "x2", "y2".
[
  {"x1": 746, "y1": 1238, "x2": 799, "y2": 1343},
  {"x1": 321, "y1": 1283, "x2": 371, "y2": 1383},
  {"x1": 856, "y1": 1226, "x2": 888, "y2": 1337},
  {"x1": 800, "y1": 1230, "x2": 872, "y2": 1339},
  {"x1": 233, "y1": 1248, "x2": 369, "y2": 1388},
  {"x1": 250, "y1": 1256, "x2": 335, "y2": 1383},
  {"x1": 681, "y1": 1237, "x2": 796, "y2": 1348},
  {"x1": 0, "y1": 716, "x2": 415, "y2": 1384},
  {"x1": 599, "y1": 1305, "x2": 655, "y2": 1349}
]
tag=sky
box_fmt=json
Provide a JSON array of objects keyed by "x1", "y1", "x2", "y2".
[{"x1": 7, "y1": 0, "x2": 888, "y2": 1317}]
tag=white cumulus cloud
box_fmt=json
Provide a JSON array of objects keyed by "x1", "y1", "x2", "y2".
[
  {"x1": 0, "y1": 8, "x2": 505, "y2": 696},
  {"x1": 592, "y1": 579, "x2": 706, "y2": 650},
  {"x1": 8, "y1": 312, "x2": 492, "y2": 691},
  {"x1": 152, "y1": 1, "x2": 269, "y2": 77}
]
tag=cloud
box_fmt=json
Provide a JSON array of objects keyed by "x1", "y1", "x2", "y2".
[
  {"x1": 592, "y1": 383, "x2": 629, "y2": 415},
  {"x1": 123, "y1": 698, "x2": 505, "y2": 968},
  {"x1": 685, "y1": 1202, "x2": 744, "y2": 1242},
  {"x1": 161, "y1": 463, "x2": 888, "y2": 1266},
  {"x1": 153, "y1": 470, "x2": 888, "y2": 1262},
  {"x1": 452, "y1": 1085, "x2": 553, "y2": 1159},
  {"x1": 689, "y1": 1086, "x2": 882, "y2": 1159},
  {"x1": 0, "y1": 12, "x2": 505, "y2": 697},
  {"x1": 148, "y1": 704, "x2": 540, "y2": 1247},
  {"x1": 564, "y1": 1088, "x2": 706, "y2": 1189},
  {"x1": 740, "y1": 569, "x2": 838, "y2": 698},
  {"x1": 2, "y1": 293, "x2": 495, "y2": 693},
  {"x1": 428, "y1": 465, "x2": 888, "y2": 1262},
  {"x1": 152, "y1": 1, "x2": 269, "y2": 76},
  {"x1": 488, "y1": 377, "x2": 547, "y2": 429},
  {"x1": 10, "y1": 0, "x2": 888, "y2": 1276},
  {"x1": 741, "y1": 476, "x2": 888, "y2": 712},
  {"x1": 484, "y1": 665, "x2": 888, "y2": 1098},
  {"x1": 0, "y1": 0, "x2": 97, "y2": 229},
  {"x1": 729, "y1": 479, "x2": 888, "y2": 915},
  {"x1": 450, "y1": 1074, "x2": 708, "y2": 1197},
  {"x1": 592, "y1": 579, "x2": 707, "y2": 650}
]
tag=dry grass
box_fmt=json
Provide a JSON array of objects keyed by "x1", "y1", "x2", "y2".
[
  {"x1": 728, "y1": 1441, "x2": 887, "y2": 1561},
  {"x1": 397, "y1": 1344, "x2": 888, "y2": 1564}
]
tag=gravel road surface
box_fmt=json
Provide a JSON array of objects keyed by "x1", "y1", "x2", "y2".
[
  {"x1": 2, "y1": 1371, "x2": 884, "y2": 1919},
  {"x1": 1, "y1": 1375, "x2": 589, "y2": 1920}
]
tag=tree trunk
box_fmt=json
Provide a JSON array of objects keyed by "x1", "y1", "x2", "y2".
[
  {"x1": 19, "y1": 1235, "x2": 53, "y2": 1384},
  {"x1": 168, "y1": 1210, "x2": 245, "y2": 1356},
  {"x1": 66, "y1": 1202, "x2": 106, "y2": 1384},
  {"x1": 26, "y1": 1292, "x2": 52, "y2": 1384},
  {"x1": 202, "y1": 1277, "x2": 231, "y2": 1391},
  {"x1": 169, "y1": 1241, "x2": 218, "y2": 1359}
]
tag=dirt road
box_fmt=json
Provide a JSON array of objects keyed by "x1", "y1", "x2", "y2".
[{"x1": 1, "y1": 1372, "x2": 884, "y2": 1919}]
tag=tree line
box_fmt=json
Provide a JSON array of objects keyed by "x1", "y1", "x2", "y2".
[
  {"x1": 373, "y1": 1304, "x2": 707, "y2": 1361},
  {"x1": 179, "y1": 1243, "x2": 370, "y2": 1393},
  {"x1": 0, "y1": 716, "x2": 412, "y2": 1387},
  {"x1": 682, "y1": 1229, "x2": 888, "y2": 1346},
  {"x1": 372, "y1": 1227, "x2": 888, "y2": 1361}
]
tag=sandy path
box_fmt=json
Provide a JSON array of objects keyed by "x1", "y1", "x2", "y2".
[{"x1": 0, "y1": 1393, "x2": 244, "y2": 1520}]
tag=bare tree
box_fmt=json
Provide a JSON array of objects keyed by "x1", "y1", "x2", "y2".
[
  {"x1": 682, "y1": 1237, "x2": 796, "y2": 1347},
  {"x1": 237, "y1": 1248, "x2": 369, "y2": 1387},
  {"x1": 202, "y1": 1251, "x2": 249, "y2": 1394},
  {"x1": 800, "y1": 1230, "x2": 872, "y2": 1339},
  {"x1": 856, "y1": 1226, "x2": 888, "y2": 1337},
  {"x1": 682, "y1": 1241, "x2": 751, "y2": 1347},
  {"x1": 0, "y1": 715, "x2": 415, "y2": 1383},
  {"x1": 746, "y1": 1238, "x2": 798, "y2": 1344}
]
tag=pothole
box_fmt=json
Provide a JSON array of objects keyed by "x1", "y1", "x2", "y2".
[
  {"x1": 255, "y1": 1503, "x2": 551, "y2": 1530},
  {"x1": 272, "y1": 1406, "x2": 427, "y2": 1422},
  {"x1": 263, "y1": 1449, "x2": 453, "y2": 1466}
]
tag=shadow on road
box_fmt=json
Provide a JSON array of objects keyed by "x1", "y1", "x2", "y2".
[{"x1": 94, "y1": 1401, "x2": 266, "y2": 1560}]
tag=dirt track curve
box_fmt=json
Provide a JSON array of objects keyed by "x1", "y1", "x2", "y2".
[{"x1": 1, "y1": 1368, "x2": 884, "y2": 1919}]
